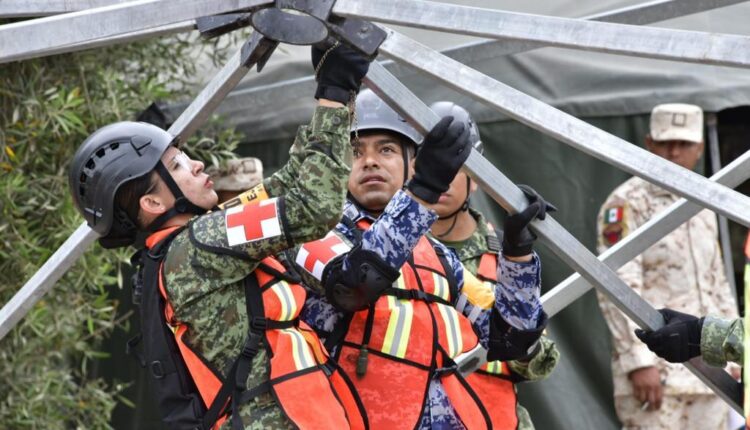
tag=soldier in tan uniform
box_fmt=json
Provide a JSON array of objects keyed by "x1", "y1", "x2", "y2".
[
  {"x1": 596, "y1": 103, "x2": 739, "y2": 429},
  {"x1": 207, "y1": 157, "x2": 264, "y2": 202}
]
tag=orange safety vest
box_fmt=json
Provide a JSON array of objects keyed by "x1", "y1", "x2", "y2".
[
  {"x1": 147, "y1": 227, "x2": 367, "y2": 430},
  {"x1": 334, "y1": 219, "x2": 502, "y2": 429},
  {"x1": 464, "y1": 251, "x2": 520, "y2": 430}
]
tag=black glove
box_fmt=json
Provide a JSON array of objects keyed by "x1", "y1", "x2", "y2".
[
  {"x1": 406, "y1": 116, "x2": 471, "y2": 204},
  {"x1": 502, "y1": 185, "x2": 556, "y2": 257},
  {"x1": 634, "y1": 308, "x2": 704, "y2": 363},
  {"x1": 311, "y1": 42, "x2": 371, "y2": 104}
]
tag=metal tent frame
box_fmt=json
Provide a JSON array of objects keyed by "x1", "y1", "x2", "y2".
[{"x1": 0, "y1": 0, "x2": 746, "y2": 413}]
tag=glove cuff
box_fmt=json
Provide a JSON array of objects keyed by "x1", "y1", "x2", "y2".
[
  {"x1": 502, "y1": 237, "x2": 534, "y2": 257},
  {"x1": 487, "y1": 309, "x2": 548, "y2": 361},
  {"x1": 405, "y1": 178, "x2": 443, "y2": 204},
  {"x1": 315, "y1": 85, "x2": 354, "y2": 105}
]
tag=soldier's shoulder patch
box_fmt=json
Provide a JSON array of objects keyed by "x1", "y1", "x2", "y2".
[
  {"x1": 296, "y1": 231, "x2": 351, "y2": 281},
  {"x1": 602, "y1": 222, "x2": 625, "y2": 245},
  {"x1": 224, "y1": 198, "x2": 281, "y2": 246},
  {"x1": 600, "y1": 201, "x2": 628, "y2": 246}
]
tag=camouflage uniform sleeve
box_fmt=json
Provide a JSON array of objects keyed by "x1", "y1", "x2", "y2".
[
  {"x1": 700, "y1": 315, "x2": 743, "y2": 367},
  {"x1": 596, "y1": 195, "x2": 657, "y2": 374},
  {"x1": 495, "y1": 254, "x2": 543, "y2": 330},
  {"x1": 263, "y1": 105, "x2": 351, "y2": 243},
  {"x1": 357, "y1": 190, "x2": 437, "y2": 267},
  {"x1": 188, "y1": 106, "x2": 351, "y2": 269},
  {"x1": 507, "y1": 336, "x2": 560, "y2": 381}
]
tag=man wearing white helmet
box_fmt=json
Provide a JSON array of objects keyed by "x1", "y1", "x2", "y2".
[
  {"x1": 427, "y1": 101, "x2": 560, "y2": 430},
  {"x1": 596, "y1": 103, "x2": 738, "y2": 429}
]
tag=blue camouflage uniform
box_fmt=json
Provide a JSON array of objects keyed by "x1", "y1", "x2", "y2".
[{"x1": 296, "y1": 190, "x2": 544, "y2": 428}]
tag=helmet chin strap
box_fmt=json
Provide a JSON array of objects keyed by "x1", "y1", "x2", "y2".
[
  {"x1": 434, "y1": 179, "x2": 471, "y2": 239},
  {"x1": 146, "y1": 161, "x2": 208, "y2": 232}
]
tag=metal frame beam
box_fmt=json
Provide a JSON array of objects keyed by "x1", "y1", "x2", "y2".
[
  {"x1": 0, "y1": 34, "x2": 272, "y2": 340},
  {"x1": 334, "y1": 0, "x2": 750, "y2": 69},
  {"x1": 542, "y1": 148, "x2": 750, "y2": 316},
  {"x1": 0, "y1": 0, "x2": 272, "y2": 64},
  {"x1": 0, "y1": 1, "x2": 129, "y2": 17},
  {"x1": 376, "y1": 29, "x2": 750, "y2": 228},
  {"x1": 363, "y1": 59, "x2": 741, "y2": 412}
]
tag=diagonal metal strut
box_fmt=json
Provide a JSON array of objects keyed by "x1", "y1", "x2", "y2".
[
  {"x1": 363, "y1": 59, "x2": 742, "y2": 413},
  {"x1": 376, "y1": 29, "x2": 750, "y2": 229},
  {"x1": 334, "y1": 0, "x2": 750, "y2": 69},
  {"x1": 0, "y1": 0, "x2": 272, "y2": 64}
]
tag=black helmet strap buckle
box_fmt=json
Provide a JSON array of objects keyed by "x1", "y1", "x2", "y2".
[{"x1": 147, "y1": 161, "x2": 207, "y2": 232}]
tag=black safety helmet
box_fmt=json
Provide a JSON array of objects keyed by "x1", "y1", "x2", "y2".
[
  {"x1": 429, "y1": 101, "x2": 483, "y2": 237},
  {"x1": 69, "y1": 121, "x2": 205, "y2": 248},
  {"x1": 352, "y1": 90, "x2": 422, "y2": 187}
]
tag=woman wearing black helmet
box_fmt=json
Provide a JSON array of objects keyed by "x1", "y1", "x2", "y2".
[{"x1": 68, "y1": 44, "x2": 371, "y2": 430}]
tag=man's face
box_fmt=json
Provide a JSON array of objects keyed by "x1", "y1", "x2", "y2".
[
  {"x1": 432, "y1": 171, "x2": 476, "y2": 218},
  {"x1": 348, "y1": 132, "x2": 412, "y2": 212},
  {"x1": 156, "y1": 146, "x2": 218, "y2": 210},
  {"x1": 645, "y1": 136, "x2": 704, "y2": 170}
]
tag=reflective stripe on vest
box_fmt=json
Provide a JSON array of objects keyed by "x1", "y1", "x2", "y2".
[{"x1": 336, "y1": 219, "x2": 490, "y2": 429}]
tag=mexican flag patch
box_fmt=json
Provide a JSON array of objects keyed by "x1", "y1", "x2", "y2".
[{"x1": 605, "y1": 207, "x2": 623, "y2": 224}]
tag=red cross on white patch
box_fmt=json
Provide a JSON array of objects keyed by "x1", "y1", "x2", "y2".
[
  {"x1": 296, "y1": 232, "x2": 351, "y2": 280},
  {"x1": 225, "y1": 198, "x2": 281, "y2": 246}
]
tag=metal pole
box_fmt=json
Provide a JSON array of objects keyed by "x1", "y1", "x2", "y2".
[
  {"x1": 375, "y1": 29, "x2": 750, "y2": 228},
  {"x1": 0, "y1": 1, "x2": 129, "y2": 17},
  {"x1": 0, "y1": 0, "x2": 272, "y2": 64},
  {"x1": 706, "y1": 113, "x2": 739, "y2": 306},
  {"x1": 542, "y1": 148, "x2": 750, "y2": 316},
  {"x1": 0, "y1": 224, "x2": 98, "y2": 340},
  {"x1": 214, "y1": 0, "x2": 750, "y2": 115},
  {"x1": 363, "y1": 60, "x2": 742, "y2": 413},
  {"x1": 0, "y1": 35, "x2": 273, "y2": 341},
  {"x1": 334, "y1": 0, "x2": 750, "y2": 70}
]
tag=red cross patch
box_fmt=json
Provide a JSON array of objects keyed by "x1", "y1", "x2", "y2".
[
  {"x1": 225, "y1": 198, "x2": 281, "y2": 246},
  {"x1": 296, "y1": 232, "x2": 351, "y2": 280}
]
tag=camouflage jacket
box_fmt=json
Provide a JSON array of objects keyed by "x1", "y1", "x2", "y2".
[
  {"x1": 160, "y1": 106, "x2": 351, "y2": 428},
  {"x1": 701, "y1": 315, "x2": 743, "y2": 367},
  {"x1": 432, "y1": 208, "x2": 560, "y2": 430},
  {"x1": 294, "y1": 192, "x2": 544, "y2": 429},
  {"x1": 596, "y1": 176, "x2": 738, "y2": 397}
]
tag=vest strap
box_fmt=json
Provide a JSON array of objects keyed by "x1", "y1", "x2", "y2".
[{"x1": 381, "y1": 287, "x2": 452, "y2": 306}]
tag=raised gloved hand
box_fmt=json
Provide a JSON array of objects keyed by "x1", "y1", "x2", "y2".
[
  {"x1": 502, "y1": 185, "x2": 556, "y2": 257},
  {"x1": 311, "y1": 42, "x2": 371, "y2": 105},
  {"x1": 406, "y1": 116, "x2": 471, "y2": 204},
  {"x1": 635, "y1": 308, "x2": 703, "y2": 363}
]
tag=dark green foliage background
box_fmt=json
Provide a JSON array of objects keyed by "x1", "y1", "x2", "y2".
[{"x1": 0, "y1": 31, "x2": 244, "y2": 428}]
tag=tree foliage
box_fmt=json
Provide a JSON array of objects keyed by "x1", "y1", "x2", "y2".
[{"x1": 0, "y1": 30, "x2": 244, "y2": 428}]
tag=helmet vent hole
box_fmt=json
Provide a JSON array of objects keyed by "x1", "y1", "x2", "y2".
[
  {"x1": 96, "y1": 148, "x2": 106, "y2": 158},
  {"x1": 79, "y1": 173, "x2": 87, "y2": 183},
  {"x1": 110, "y1": 142, "x2": 119, "y2": 150},
  {"x1": 79, "y1": 186, "x2": 86, "y2": 197},
  {"x1": 85, "y1": 159, "x2": 95, "y2": 170}
]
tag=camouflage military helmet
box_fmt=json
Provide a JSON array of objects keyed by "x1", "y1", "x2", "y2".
[
  {"x1": 207, "y1": 157, "x2": 264, "y2": 191},
  {"x1": 352, "y1": 90, "x2": 423, "y2": 148},
  {"x1": 69, "y1": 121, "x2": 174, "y2": 240},
  {"x1": 429, "y1": 101, "x2": 483, "y2": 154}
]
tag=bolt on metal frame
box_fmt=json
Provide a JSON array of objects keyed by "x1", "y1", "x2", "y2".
[{"x1": 0, "y1": 0, "x2": 746, "y2": 414}]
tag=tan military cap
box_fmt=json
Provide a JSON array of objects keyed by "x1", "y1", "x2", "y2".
[
  {"x1": 649, "y1": 103, "x2": 703, "y2": 144},
  {"x1": 208, "y1": 157, "x2": 264, "y2": 191}
]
